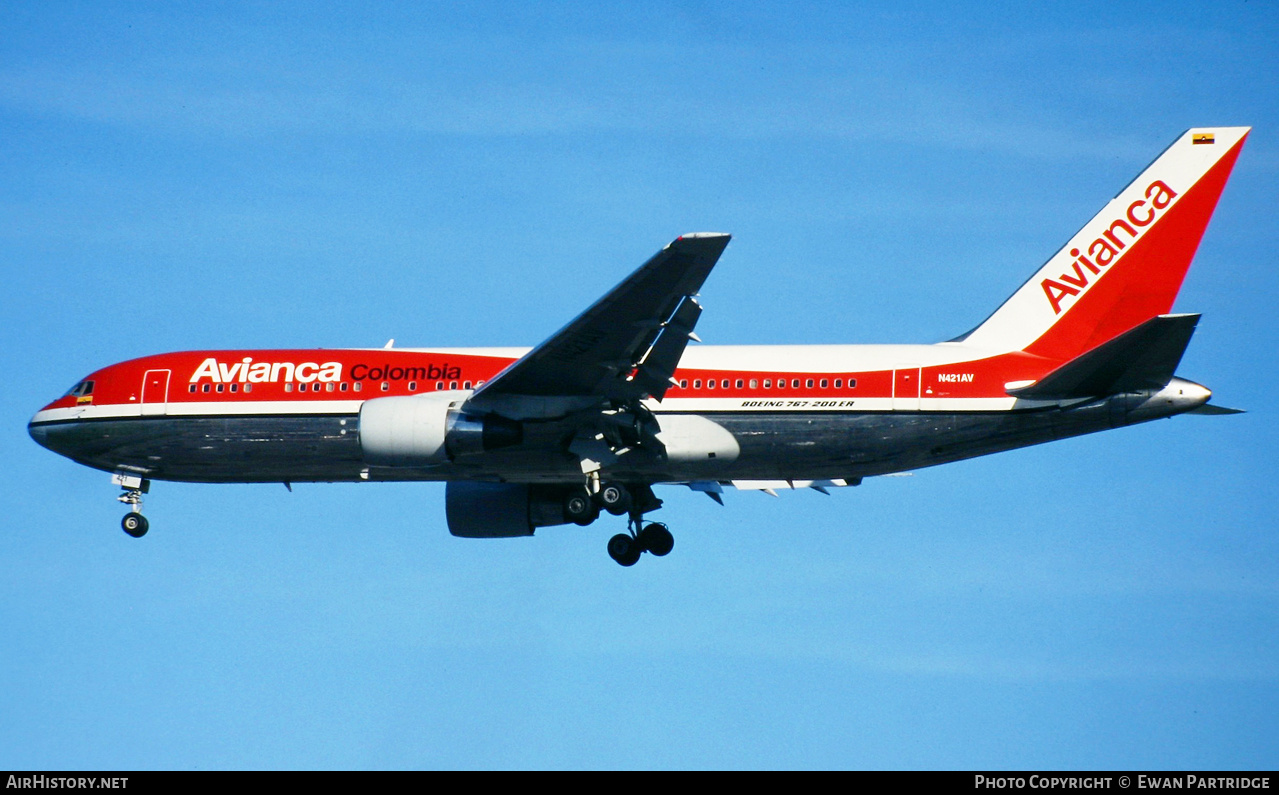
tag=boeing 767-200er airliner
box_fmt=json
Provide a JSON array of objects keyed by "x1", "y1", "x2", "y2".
[{"x1": 30, "y1": 127, "x2": 1248, "y2": 566}]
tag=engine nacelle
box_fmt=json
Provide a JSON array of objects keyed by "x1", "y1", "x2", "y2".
[
  {"x1": 445, "y1": 481, "x2": 571, "y2": 538},
  {"x1": 360, "y1": 394, "x2": 523, "y2": 465}
]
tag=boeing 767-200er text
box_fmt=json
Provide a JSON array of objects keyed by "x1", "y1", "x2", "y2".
[{"x1": 30, "y1": 127, "x2": 1248, "y2": 566}]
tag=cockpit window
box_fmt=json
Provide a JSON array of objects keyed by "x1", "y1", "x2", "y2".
[{"x1": 62, "y1": 380, "x2": 94, "y2": 398}]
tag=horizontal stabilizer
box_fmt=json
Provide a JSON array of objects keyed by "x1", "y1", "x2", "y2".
[
  {"x1": 1009, "y1": 314, "x2": 1199, "y2": 400},
  {"x1": 1187, "y1": 403, "x2": 1245, "y2": 415}
]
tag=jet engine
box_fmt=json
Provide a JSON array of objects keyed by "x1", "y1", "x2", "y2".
[
  {"x1": 359, "y1": 394, "x2": 522, "y2": 465},
  {"x1": 445, "y1": 481, "x2": 572, "y2": 538}
]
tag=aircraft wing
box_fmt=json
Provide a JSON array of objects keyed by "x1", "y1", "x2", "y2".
[{"x1": 465, "y1": 233, "x2": 730, "y2": 418}]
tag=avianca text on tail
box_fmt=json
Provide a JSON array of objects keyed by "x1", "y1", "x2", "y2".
[
  {"x1": 1040, "y1": 178, "x2": 1177, "y2": 314},
  {"x1": 29, "y1": 127, "x2": 1249, "y2": 567}
]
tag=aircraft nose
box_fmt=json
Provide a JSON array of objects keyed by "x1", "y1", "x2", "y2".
[{"x1": 28, "y1": 415, "x2": 50, "y2": 450}]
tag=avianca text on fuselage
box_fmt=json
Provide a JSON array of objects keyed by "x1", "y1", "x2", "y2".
[
  {"x1": 190, "y1": 357, "x2": 343, "y2": 384},
  {"x1": 1041, "y1": 179, "x2": 1178, "y2": 315},
  {"x1": 188, "y1": 357, "x2": 467, "y2": 385}
]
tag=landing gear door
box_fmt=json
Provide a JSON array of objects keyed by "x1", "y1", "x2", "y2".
[
  {"x1": 141, "y1": 369, "x2": 170, "y2": 416},
  {"x1": 892, "y1": 364, "x2": 921, "y2": 411}
]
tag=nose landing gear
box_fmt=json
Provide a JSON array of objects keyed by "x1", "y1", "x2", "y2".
[{"x1": 113, "y1": 473, "x2": 150, "y2": 538}]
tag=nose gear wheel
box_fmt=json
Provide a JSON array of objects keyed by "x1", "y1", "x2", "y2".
[
  {"x1": 113, "y1": 474, "x2": 151, "y2": 538},
  {"x1": 121, "y1": 512, "x2": 149, "y2": 538}
]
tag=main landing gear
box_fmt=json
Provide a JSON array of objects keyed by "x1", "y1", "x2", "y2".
[
  {"x1": 113, "y1": 473, "x2": 150, "y2": 538},
  {"x1": 607, "y1": 521, "x2": 674, "y2": 567},
  {"x1": 563, "y1": 480, "x2": 674, "y2": 567}
]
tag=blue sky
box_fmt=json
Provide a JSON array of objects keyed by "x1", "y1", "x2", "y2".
[{"x1": 2, "y1": 1, "x2": 1277, "y2": 770}]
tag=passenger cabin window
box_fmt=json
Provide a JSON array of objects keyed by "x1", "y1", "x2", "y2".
[
  {"x1": 353, "y1": 382, "x2": 362, "y2": 392},
  {"x1": 848, "y1": 379, "x2": 857, "y2": 389},
  {"x1": 680, "y1": 379, "x2": 688, "y2": 389},
  {"x1": 230, "y1": 384, "x2": 238, "y2": 393},
  {"x1": 707, "y1": 380, "x2": 715, "y2": 390},
  {"x1": 450, "y1": 381, "x2": 458, "y2": 390},
  {"x1": 189, "y1": 385, "x2": 196, "y2": 393},
  {"x1": 763, "y1": 379, "x2": 771, "y2": 388},
  {"x1": 735, "y1": 379, "x2": 743, "y2": 389},
  {"x1": 244, "y1": 384, "x2": 253, "y2": 393},
  {"x1": 694, "y1": 379, "x2": 702, "y2": 389},
  {"x1": 436, "y1": 381, "x2": 444, "y2": 390},
  {"x1": 463, "y1": 381, "x2": 472, "y2": 389},
  {"x1": 380, "y1": 382, "x2": 389, "y2": 392},
  {"x1": 791, "y1": 379, "x2": 800, "y2": 388},
  {"x1": 340, "y1": 383, "x2": 348, "y2": 392},
  {"x1": 408, "y1": 381, "x2": 417, "y2": 391},
  {"x1": 202, "y1": 384, "x2": 210, "y2": 393},
  {"x1": 834, "y1": 379, "x2": 842, "y2": 388},
  {"x1": 721, "y1": 379, "x2": 729, "y2": 389},
  {"x1": 284, "y1": 383, "x2": 293, "y2": 392},
  {"x1": 749, "y1": 379, "x2": 758, "y2": 389},
  {"x1": 806, "y1": 379, "x2": 814, "y2": 388},
  {"x1": 820, "y1": 379, "x2": 828, "y2": 389}
]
